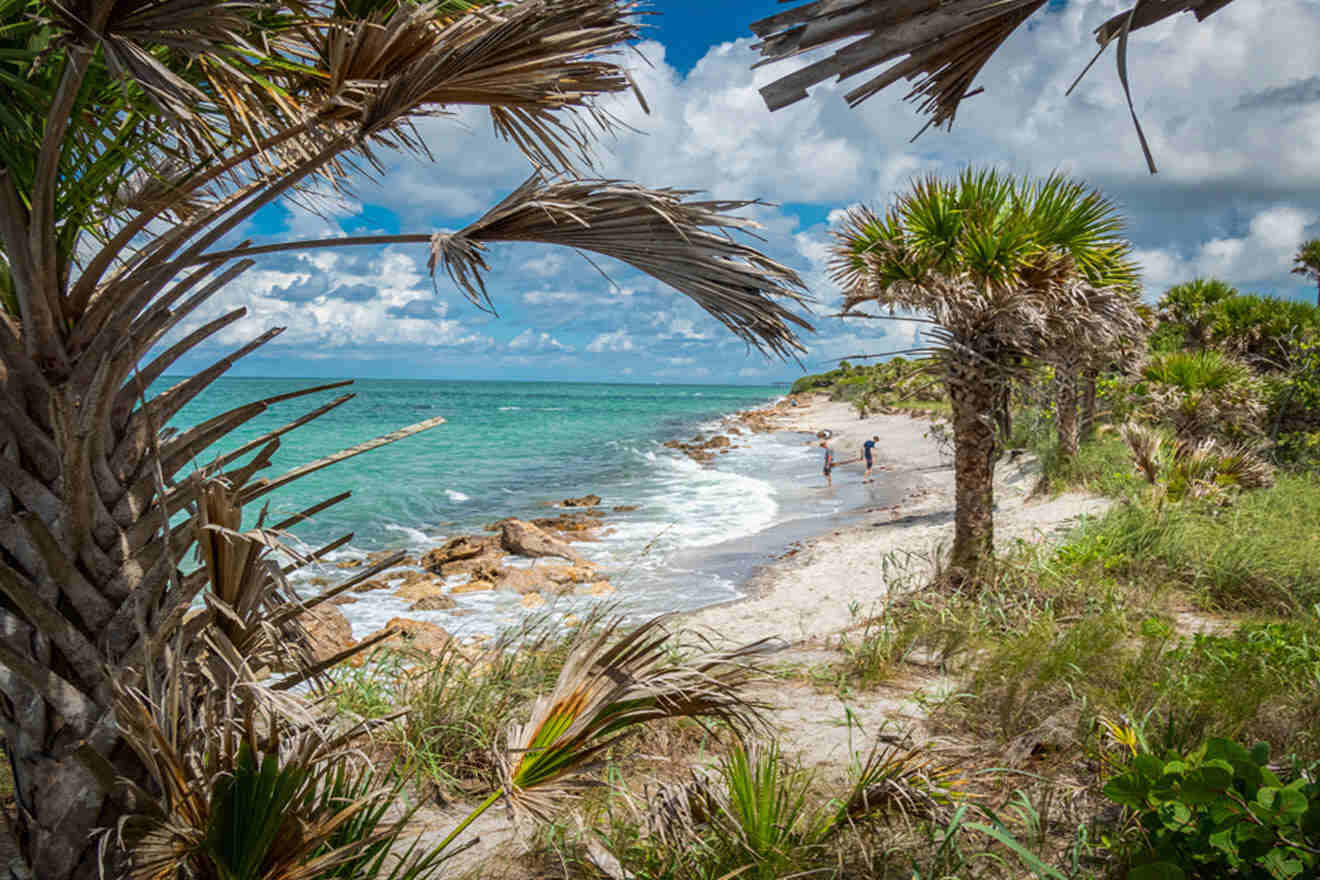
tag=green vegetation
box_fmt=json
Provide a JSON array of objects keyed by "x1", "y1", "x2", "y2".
[
  {"x1": 789, "y1": 356, "x2": 947, "y2": 414},
  {"x1": 1104, "y1": 736, "x2": 1320, "y2": 879}
]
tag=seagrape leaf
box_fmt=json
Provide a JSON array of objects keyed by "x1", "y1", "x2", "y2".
[{"x1": 1129, "y1": 862, "x2": 1185, "y2": 880}]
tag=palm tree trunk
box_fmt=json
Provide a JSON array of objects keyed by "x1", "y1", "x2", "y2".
[
  {"x1": 1080, "y1": 367, "x2": 1099, "y2": 442},
  {"x1": 1055, "y1": 365, "x2": 1080, "y2": 463},
  {"x1": 947, "y1": 369, "x2": 997, "y2": 576}
]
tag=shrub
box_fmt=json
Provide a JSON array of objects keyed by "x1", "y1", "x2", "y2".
[
  {"x1": 1103, "y1": 736, "x2": 1320, "y2": 880},
  {"x1": 1132, "y1": 351, "x2": 1265, "y2": 443}
]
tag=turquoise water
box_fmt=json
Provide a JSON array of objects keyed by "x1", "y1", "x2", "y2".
[
  {"x1": 172, "y1": 378, "x2": 860, "y2": 636},
  {"x1": 173, "y1": 378, "x2": 782, "y2": 547}
]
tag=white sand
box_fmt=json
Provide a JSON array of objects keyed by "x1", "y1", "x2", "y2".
[{"x1": 686, "y1": 394, "x2": 1112, "y2": 646}]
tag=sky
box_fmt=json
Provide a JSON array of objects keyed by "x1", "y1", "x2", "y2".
[{"x1": 172, "y1": 0, "x2": 1320, "y2": 384}]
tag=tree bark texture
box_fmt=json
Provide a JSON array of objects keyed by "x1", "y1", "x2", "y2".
[
  {"x1": 947, "y1": 368, "x2": 997, "y2": 575},
  {"x1": 1080, "y1": 368, "x2": 1099, "y2": 442},
  {"x1": 1055, "y1": 365, "x2": 1080, "y2": 463}
]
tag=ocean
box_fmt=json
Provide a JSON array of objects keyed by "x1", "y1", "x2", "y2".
[{"x1": 170, "y1": 378, "x2": 901, "y2": 639}]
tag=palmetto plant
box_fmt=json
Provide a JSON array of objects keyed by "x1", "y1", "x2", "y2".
[
  {"x1": 0, "y1": 0, "x2": 811, "y2": 875},
  {"x1": 1292, "y1": 238, "x2": 1320, "y2": 308},
  {"x1": 1134, "y1": 349, "x2": 1266, "y2": 444},
  {"x1": 831, "y1": 169, "x2": 1139, "y2": 575},
  {"x1": 746, "y1": 0, "x2": 1236, "y2": 171}
]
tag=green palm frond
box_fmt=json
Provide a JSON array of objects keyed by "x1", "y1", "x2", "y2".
[{"x1": 496, "y1": 616, "x2": 776, "y2": 822}]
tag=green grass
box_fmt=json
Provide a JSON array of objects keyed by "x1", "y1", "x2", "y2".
[{"x1": 1062, "y1": 474, "x2": 1320, "y2": 612}]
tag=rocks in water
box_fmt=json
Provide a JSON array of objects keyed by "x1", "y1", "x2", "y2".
[
  {"x1": 420, "y1": 535, "x2": 503, "y2": 574},
  {"x1": 562, "y1": 493, "x2": 601, "y2": 507},
  {"x1": 409, "y1": 595, "x2": 458, "y2": 612},
  {"x1": 496, "y1": 563, "x2": 597, "y2": 596},
  {"x1": 532, "y1": 512, "x2": 603, "y2": 541},
  {"x1": 335, "y1": 559, "x2": 362, "y2": 570},
  {"x1": 373, "y1": 617, "x2": 452, "y2": 657},
  {"x1": 520, "y1": 592, "x2": 546, "y2": 609},
  {"x1": 613, "y1": 504, "x2": 638, "y2": 512},
  {"x1": 577, "y1": 580, "x2": 615, "y2": 596},
  {"x1": 498, "y1": 518, "x2": 584, "y2": 563},
  {"x1": 330, "y1": 595, "x2": 359, "y2": 605},
  {"x1": 301, "y1": 604, "x2": 356, "y2": 661},
  {"x1": 395, "y1": 576, "x2": 448, "y2": 603},
  {"x1": 351, "y1": 578, "x2": 392, "y2": 593},
  {"x1": 663, "y1": 434, "x2": 737, "y2": 463},
  {"x1": 452, "y1": 578, "x2": 496, "y2": 595}
]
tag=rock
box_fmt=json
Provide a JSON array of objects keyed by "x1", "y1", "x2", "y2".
[
  {"x1": 450, "y1": 608, "x2": 476, "y2": 617},
  {"x1": 395, "y1": 576, "x2": 448, "y2": 603},
  {"x1": 330, "y1": 595, "x2": 360, "y2": 605},
  {"x1": 613, "y1": 505, "x2": 638, "y2": 512},
  {"x1": 373, "y1": 617, "x2": 452, "y2": 657},
  {"x1": 308, "y1": 577, "x2": 331, "y2": 587},
  {"x1": 366, "y1": 549, "x2": 412, "y2": 567},
  {"x1": 385, "y1": 571, "x2": 410, "y2": 581},
  {"x1": 351, "y1": 578, "x2": 392, "y2": 593},
  {"x1": 706, "y1": 435, "x2": 731, "y2": 449},
  {"x1": 544, "y1": 564, "x2": 597, "y2": 585},
  {"x1": 335, "y1": 559, "x2": 363, "y2": 569},
  {"x1": 498, "y1": 518, "x2": 584, "y2": 562},
  {"x1": 302, "y1": 604, "x2": 356, "y2": 661},
  {"x1": 728, "y1": 427, "x2": 743, "y2": 435},
  {"x1": 498, "y1": 567, "x2": 547, "y2": 595},
  {"x1": 409, "y1": 595, "x2": 458, "y2": 612},
  {"x1": 520, "y1": 592, "x2": 546, "y2": 609},
  {"x1": 562, "y1": 493, "x2": 602, "y2": 507},
  {"x1": 532, "y1": 512, "x2": 603, "y2": 540},
  {"x1": 577, "y1": 580, "x2": 615, "y2": 596},
  {"x1": 420, "y1": 535, "x2": 500, "y2": 573},
  {"x1": 452, "y1": 578, "x2": 496, "y2": 595}
]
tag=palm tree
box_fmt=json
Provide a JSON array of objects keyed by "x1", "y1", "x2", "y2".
[
  {"x1": 831, "y1": 170, "x2": 1137, "y2": 575},
  {"x1": 1292, "y1": 238, "x2": 1320, "y2": 307},
  {"x1": 747, "y1": 0, "x2": 1234, "y2": 171},
  {"x1": 0, "y1": 1, "x2": 810, "y2": 875},
  {"x1": 1157, "y1": 278, "x2": 1239, "y2": 350},
  {"x1": 1028, "y1": 178, "x2": 1144, "y2": 464}
]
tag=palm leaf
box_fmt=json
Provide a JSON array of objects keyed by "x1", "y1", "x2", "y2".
[{"x1": 749, "y1": 0, "x2": 1237, "y2": 126}]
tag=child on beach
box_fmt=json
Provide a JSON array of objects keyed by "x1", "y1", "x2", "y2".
[
  {"x1": 820, "y1": 440, "x2": 834, "y2": 487},
  {"x1": 862, "y1": 435, "x2": 878, "y2": 483}
]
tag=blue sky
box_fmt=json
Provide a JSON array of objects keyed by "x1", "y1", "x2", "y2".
[{"x1": 177, "y1": 0, "x2": 1320, "y2": 383}]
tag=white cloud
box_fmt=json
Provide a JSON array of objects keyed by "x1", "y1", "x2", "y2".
[
  {"x1": 508, "y1": 329, "x2": 574, "y2": 353},
  {"x1": 586, "y1": 329, "x2": 635, "y2": 353}
]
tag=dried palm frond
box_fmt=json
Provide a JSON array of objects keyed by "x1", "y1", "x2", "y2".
[
  {"x1": 428, "y1": 173, "x2": 812, "y2": 356},
  {"x1": 328, "y1": 0, "x2": 646, "y2": 172},
  {"x1": 495, "y1": 616, "x2": 776, "y2": 822},
  {"x1": 831, "y1": 740, "x2": 969, "y2": 828},
  {"x1": 1122, "y1": 420, "x2": 1167, "y2": 484},
  {"x1": 749, "y1": 0, "x2": 1237, "y2": 152}
]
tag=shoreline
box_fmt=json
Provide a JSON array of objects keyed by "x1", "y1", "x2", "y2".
[{"x1": 684, "y1": 394, "x2": 1113, "y2": 647}]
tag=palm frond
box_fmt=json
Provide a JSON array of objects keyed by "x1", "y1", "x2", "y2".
[
  {"x1": 749, "y1": 0, "x2": 1237, "y2": 135},
  {"x1": 429, "y1": 173, "x2": 812, "y2": 356},
  {"x1": 498, "y1": 616, "x2": 777, "y2": 821}
]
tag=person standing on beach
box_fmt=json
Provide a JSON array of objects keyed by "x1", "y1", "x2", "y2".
[
  {"x1": 821, "y1": 440, "x2": 835, "y2": 487},
  {"x1": 862, "y1": 435, "x2": 878, "y2": 483}
]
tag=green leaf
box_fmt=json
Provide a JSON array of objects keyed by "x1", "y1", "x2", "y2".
[
  {"x1": 1129, "y1": 863, "x2": 1186, "y2": 880},
  {"x1": 964, "y1": 822, "x2": 1067, "y2": 880}
]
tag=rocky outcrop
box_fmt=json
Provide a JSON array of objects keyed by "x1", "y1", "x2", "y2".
[
  {"x1": 302, "y1": 604, "x2": 356, "y2": 661},
  {"x1": 531, "y1": 512, "x2": 603, "y2": 541},
  {"x1": 613, "y1": 504, "x2": 638, "y2": 512},
  {"x1": 395, "y1": 576, "x2": 449, "y2": 603},
  {"x1": 498, "y1": 518, "x2": 584, "y2": 563},
  {"x1": 452, "y1": 578, "x2": 496, "y2": 595},
  {"x1": 409, "y1": 595, "x2": 458, "y2": 612},
  {"x1": 351, "y1": 577, "x2": 392, "y2": 593},
  {"x1": 496, "y1": 563, "x2": 597, "y2": 595},
  {"x1": 663, "y1": 433, "x2": 739, "y2": 463},
  {"x1": 420, "y1": 535, "x2": 504, "y2": 574},
  {"x1": 562, "y1": 493, "x2": 601, "y2": 507},
  {"x1": 371, "y1": 617, "x2": 452, "y2": 657}
]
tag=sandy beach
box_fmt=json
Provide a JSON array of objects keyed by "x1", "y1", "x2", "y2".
[{"x1": 689, "y1": 393, "x2": 1112, "y2": 646}]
